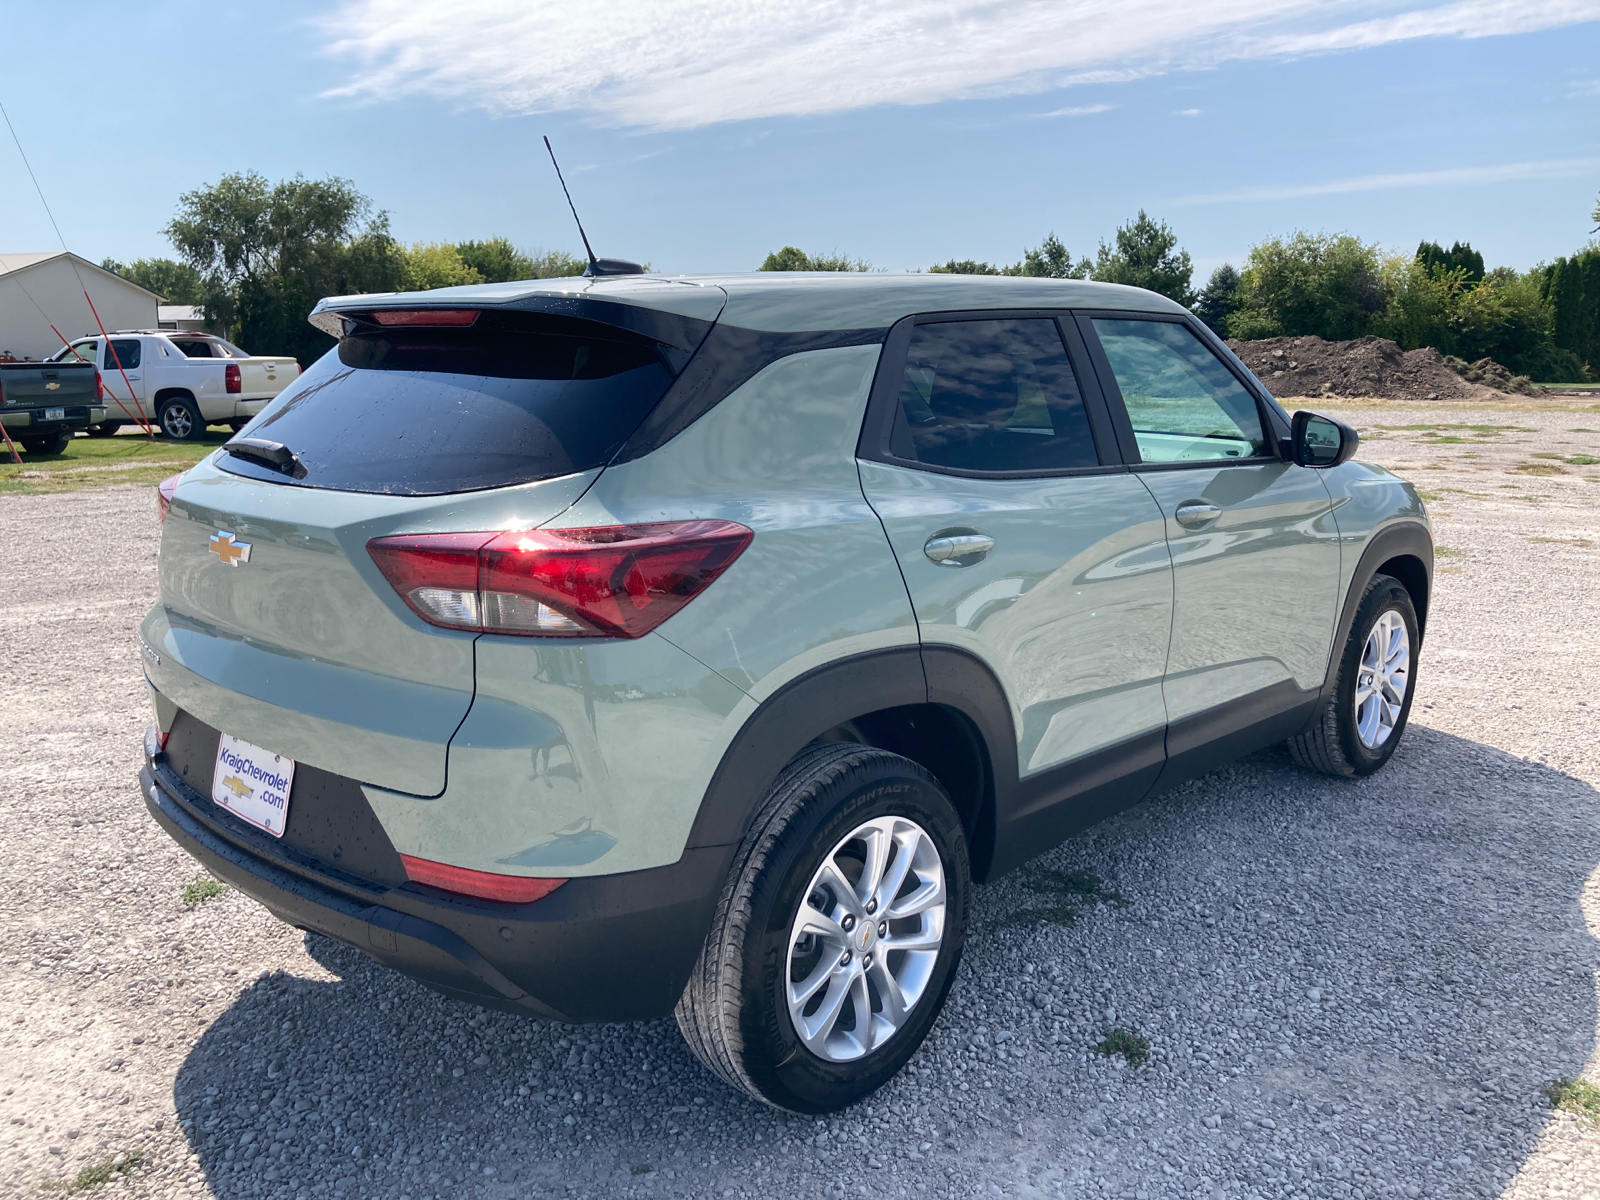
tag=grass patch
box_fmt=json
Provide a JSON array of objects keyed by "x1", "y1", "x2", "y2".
[
  {"x1": 995, "y1": 868, "x2": 1125, "y2": 931},
  {"x1": 1529, "y1": 536, "x2": 1595, "y2": 548},
  {"x1": 1565, "y1": 454, "x2": 1600, "y2": 465},
  {"x1": 0, "y1": 429, "x2": 219, "y2": 496},
  {"x1": 1513, "y1": 462, "x2": 1569, "y2": 476},
  {"x1": 44, "y1": 1151, "x2": 144, "y2": 1194},
  {"x1": 1542, "y1": 1077, "x2": 1600, "y2": 1123},
  {"x1": 1570, "y1": 427, "x2": 1598, "y2": 433},
  {"x1": 181, "y1": 877, "x2": 225, "y2": 908},
  {"x1": 1092, "y1": 1027, "x2": 1151, "y2": 1068},
  {"x1": 1433, "y1": 546, "x2": 1464, "y2": 558}
]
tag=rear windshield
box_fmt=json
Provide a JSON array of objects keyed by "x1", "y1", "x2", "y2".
[{"x1": 216, "y1": 314, "x2": 676, "y2": 495}]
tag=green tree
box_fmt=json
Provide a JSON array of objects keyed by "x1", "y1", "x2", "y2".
[
  {"x1": 1415, "y1": 240, "x2": 1485, "y2": 284},
  {"x1": 928, "y1": 259, "x2": 1001, "y2": 275},
  {"x1": 1194, "y1": 264, "x2": 1241, "y2": 335},
  {"x1": 1592, "y1": 191, "x2": 1599, "y2": 233},
  {"x1": 759, "y1": 246, "x2": 871, "y2": 271},
  {"x1": 165, "y1": 171, "x2": 406, "y2": 363},
  {"x1": 102, "y1": 257, "x2": 204, "y2": 304},
  {"x1": 1090, "y1": 211, "x2": 1195, "y2": 306},
  {"x1": 1008, "y1": 233, "x2": 1091, "y2": 279},
  {"x1": 1229, "y1": 232, "x2": 1385, "y2": 341},
  {"x1": 455, "y1": 238, "x2": 585, "y2": 282},
  {"x1": 401, "y1": 242, "x2": 482, "y2": 291},
  {"x1": 1541, "y1": 249, "x2": 1600, "y2": 376}
]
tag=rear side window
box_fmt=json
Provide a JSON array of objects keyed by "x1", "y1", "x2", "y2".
[
  {"x1": 49, "y1": 341, "x2": 97, "y2": 364},
  {"x1": 105, "y1": 338, "x2": 142, "y2": 370},
  {"x1": 219, "y1": 314, "x2": 676, "y2": 495},
  {"x1": 887, "y1": 319, "x2": 1099, "y2": 474},
  {"x1": 171, "y1": 338, "x2": 218, "y2": 357},
  {"x1": 1091, "y1": 319, "x2": 1265, "y2": 463}
]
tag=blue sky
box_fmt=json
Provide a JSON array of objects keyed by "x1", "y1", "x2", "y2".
[{"x1": 3, "y1": 1, "x2": 1597, "y2": 284}]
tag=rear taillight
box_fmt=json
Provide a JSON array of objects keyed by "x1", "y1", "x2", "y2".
[
  {"x1": 400, "y1": 855, "x2": 566, "y2": 904},
  {"x1": 95, "y1": 369, "x2": 103, "y2": 401},
  {"x1": 368, "y1": 520, "x2": 754, "y2": 639},
  {"x1": 224, "y1": 363, "x2": 241, "y2": 394},
  {"x1": 156, "y1": 473, "x2": 182, "y2": 522}
]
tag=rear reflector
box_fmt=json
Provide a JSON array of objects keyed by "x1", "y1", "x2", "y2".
[
  {"x1": 156, "y1": 472, "x2": 182, "y2": 522},
  {"x1": 368, "y1": 520, "x2": 753, "y2": 638},
  {"x1": 370, "y1": 309, "x2": 480, "y2": 327},
  {"x1": 399, "y1": 855, "x2": 567, "y2": 904}
]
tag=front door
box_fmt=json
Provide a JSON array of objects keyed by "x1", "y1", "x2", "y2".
[
  {"x1": 1079, "y1": 314, "x2": 1342, "y2": 780},
  {"x1": 101, "y1": 336, "x2": 147, "y2": 418},
  {"x1": 857, "y1": 314, "x2": 1175, "y2": 857}
]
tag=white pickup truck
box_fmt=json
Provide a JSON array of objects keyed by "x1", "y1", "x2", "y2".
[{"x1": 47, "y1": 332, "x2": 299, "y2": 440}]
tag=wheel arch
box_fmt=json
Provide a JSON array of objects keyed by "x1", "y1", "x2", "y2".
[
  {"x1": 153, "y1": 386, "x2": 198, "y2": 409},
  {"x1": 1316, "y1": 519, "x2": 1433, "y2": 713},
  {"x1": 684, "y1": 646, "x2": 1016, "y2": 883}
]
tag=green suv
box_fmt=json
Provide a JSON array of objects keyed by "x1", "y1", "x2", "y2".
[{"x1": 139, "y1": 273, "x2": 1430, "y2": 1112}]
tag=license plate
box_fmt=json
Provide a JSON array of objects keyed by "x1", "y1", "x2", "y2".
[
  {"x1": 45, "y1": 408, "x2": 64, "y2": 421},
  {"x1": 212, "y1": 734, "x2": 295, "y2": 837}
]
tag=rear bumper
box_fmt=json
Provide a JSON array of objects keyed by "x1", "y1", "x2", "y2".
[
  {"x1": 140, "y1": 729, "x2": 729, "y2": 1022},
  {"x1": 1, "y1": 406, "x2": 96, "y2": 433}
]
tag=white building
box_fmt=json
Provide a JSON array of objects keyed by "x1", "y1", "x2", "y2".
[
  {"x1": 0, "y1": 252, "x2": 161, "y2": 361},
  {"x1": 158, "y1": 305, "x2": 210, "y2": 333}
]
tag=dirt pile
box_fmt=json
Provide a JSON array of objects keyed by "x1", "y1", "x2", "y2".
[{"x1": 1227, "y1": 334, "x2": 1532, "y2": 401}]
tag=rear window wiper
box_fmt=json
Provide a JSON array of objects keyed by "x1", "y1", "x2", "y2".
[{"x1": 224, "y1": 437, "x2": 307, "y2": 479}]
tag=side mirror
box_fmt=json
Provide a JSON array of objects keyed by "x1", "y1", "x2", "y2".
[{"x1": 1284, "y1": 410, "x2": 1358, "y2": 468}]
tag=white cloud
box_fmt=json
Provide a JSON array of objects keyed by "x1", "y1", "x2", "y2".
[
  {"x1": 1174, "y1": 108, "x2": 1203, "y2": 116},
  {"x1": 1036, "y1": 103, "x2": 1115, "y2": 118},
  {"x1": 1174, "y1": 156, "x2": 1600, "y2": 203},
  {"x1": 317, "y1": 0, "x2": 1600, "y2": 130}
]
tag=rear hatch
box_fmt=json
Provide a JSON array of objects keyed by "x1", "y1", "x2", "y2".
[{"x1": 145, "y1": 295, "x2": 720, "y2": 796}]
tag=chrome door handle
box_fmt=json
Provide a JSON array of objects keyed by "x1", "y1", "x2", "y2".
[
  {"x1": 924, "y1": 533, "x2": 995, "y2": 565},
  {"x1": 1174, "y1": 502, "x2": 1221, "y2": 528}
]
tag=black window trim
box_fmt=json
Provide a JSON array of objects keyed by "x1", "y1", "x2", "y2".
[
  {"x1": 855, "y1": 308, "x2": 1130, "y2": 481},
  {"x1": 1071, "y1": 309, "x2": 1291, "y2": 472}
]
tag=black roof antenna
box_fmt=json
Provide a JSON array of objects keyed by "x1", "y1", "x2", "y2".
[{"x1": 543, "y1": 136, "x2": 644, "y2": 278}]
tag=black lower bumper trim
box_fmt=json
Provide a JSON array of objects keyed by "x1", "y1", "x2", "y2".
[{"x1": 140, "y1": 752, "x2": 731, "y2": 1023}]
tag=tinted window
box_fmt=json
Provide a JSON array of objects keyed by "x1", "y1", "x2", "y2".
[
  {"x1": 171, "y1": 338, "x2": 218, "y2": 357},
  {"x1": 105, "y1": 338, "x2": 142, "y2": 370},
  {"x1": 218, "y1": 315, "x2": 675, "y2": 495},
  {"x1": 1091, "y1": 319, "x2": 1265, "y2": 463},
  {"x1": 887, "y1": 319, "x2": 1098, "y2": 473}
]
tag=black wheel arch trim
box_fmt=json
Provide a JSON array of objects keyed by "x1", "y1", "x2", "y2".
[{"x1": 1312, "y1": 519, "x2": 1433, "y2": 719}]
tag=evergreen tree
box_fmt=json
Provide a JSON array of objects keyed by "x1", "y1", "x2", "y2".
[
  {"x1": 1090, "y1": 211, "x2": 1195, "y2": 306},
  {"x1": 1194, "y1": 264, "x2": 1241, "y2": 335}
]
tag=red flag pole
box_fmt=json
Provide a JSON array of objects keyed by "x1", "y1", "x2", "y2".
[
  {"x1": 80, "y1": 291, "x2": 155, "y2": 436},
  {"x1": 48, "y1": 323, "x2": 152, "y2": 433}
]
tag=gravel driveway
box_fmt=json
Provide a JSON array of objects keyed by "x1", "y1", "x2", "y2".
[{"x1": 1, "y1": 402, "x2": 1597, "y2": 1200}]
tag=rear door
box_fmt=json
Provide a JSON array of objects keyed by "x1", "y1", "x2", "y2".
[
  {"x1": 144, "y1": 308, "x2": 692, "y2": 797},
  {"x1": 1077, "y1": 313, "x2": 1341, "y2": 779},
  {"x1": 858, "y1": 312, "x2": 1174, "y2": 847}
]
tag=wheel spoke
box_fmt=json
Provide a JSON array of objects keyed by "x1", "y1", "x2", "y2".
[
  {"x1": 871, "y1": 957, "x2": 909, "y2": 1030},
  {"x1": 881, "y1": 923, "x2": 942, "y2": 952},
  {"x1": 873, "y1": 830, "x2": 917, "y2": 913},
  {"x1": 857, "y1": 826, "x2": 890, "y2": 907},
  {"x1": 815, "y1": 858, "x2": 865, "y2": 920},
  {"x1": 797, "y1": 966, "x2": 853, "y2": 1050},
  {"x1": 886, "y1": 875, "x2": 945, "y2": 920},
  {"x1": 790, "y1": 957, "x2": 839, "y2": 1008}
]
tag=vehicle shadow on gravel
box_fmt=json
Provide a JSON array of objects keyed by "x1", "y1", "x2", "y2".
[{"x1": 171, "y1": 725, "x2": 1600, "y2": 1200}]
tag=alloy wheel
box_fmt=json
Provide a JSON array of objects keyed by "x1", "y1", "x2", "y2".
[
  {"x1": 785, "y1": 815, "x2": 946, "y2": 1063},
  {"x1": 1354, "y1": 608, "x2": 1410, "y2": 749},
  {"x1": 161, "y1": 403, "x2": 193, "y2": 440}
]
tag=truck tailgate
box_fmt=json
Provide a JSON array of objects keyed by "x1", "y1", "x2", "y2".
[{"x1": 237, "y1": 357, "x2": 297, "y2": 397}]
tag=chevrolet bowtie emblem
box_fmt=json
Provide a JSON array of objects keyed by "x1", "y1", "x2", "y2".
[
  {"x1": 209, "y1": 531, "x2": 252, "y2": 567},
  {"x1": 44, "y1": 381, "x2": 59, "y2": 391}
]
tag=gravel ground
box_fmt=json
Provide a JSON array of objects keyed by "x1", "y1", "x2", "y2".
[{"x1": 1, "y1": 402, "x2": 1598, "y2": 1200}]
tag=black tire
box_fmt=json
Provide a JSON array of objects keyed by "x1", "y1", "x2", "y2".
[
  {"x1": 228, "y1": 419, "x2": 250, "y2": 433},
  {"x1": 157, "y1": 395, "x2": 205, "y2": 441},
  {"x1": 1288, "y1": 573, "x2": 1420, "y2": 777},
  {"x1": 19, "y1": 431, "x2": 71, "y2": 455},
  {"x1": 86, "y1": 420, "x2": 123, "y2": 437},
  {"x1": 676, "y1": 742, "x2": 970, "y2": 1113}
]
